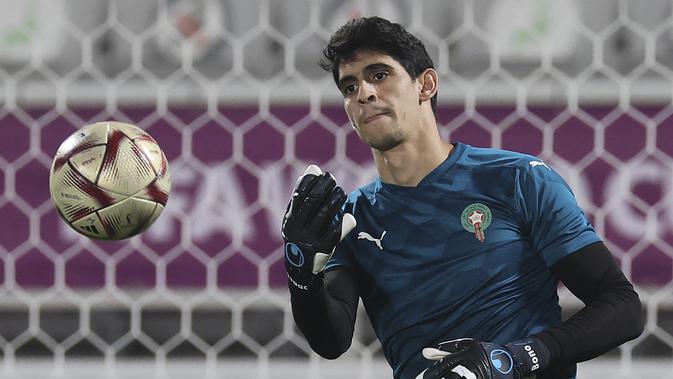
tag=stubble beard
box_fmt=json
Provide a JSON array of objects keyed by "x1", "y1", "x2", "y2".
[{"x1": 365, "y1": 123, "x2": 405, "y2": 152}]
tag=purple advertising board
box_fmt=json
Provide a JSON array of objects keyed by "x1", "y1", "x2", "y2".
[{"x1": 1, "y1": 104, "x2": 672, "y2": 289}]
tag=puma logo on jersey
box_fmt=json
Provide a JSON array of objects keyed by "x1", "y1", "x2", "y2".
[
  {"x1": 529, "y1": 160, "x2": 550, "y2": 170},
  {"x1": 358, "y1": 231, "x2": 386, "y2": 250}
]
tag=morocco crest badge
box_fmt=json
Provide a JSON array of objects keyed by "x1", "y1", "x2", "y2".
[{"x1": 461, "y1": 203, "x2": 492, "y2": 243}]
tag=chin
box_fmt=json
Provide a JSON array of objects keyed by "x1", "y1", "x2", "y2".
[{"x1": 368, "y1": 136, "x2": 403, "y2": 152}]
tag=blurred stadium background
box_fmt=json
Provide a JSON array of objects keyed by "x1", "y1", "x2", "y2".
[{"x1": 1, "y1": 0, "x2": 672, "y2": 377}]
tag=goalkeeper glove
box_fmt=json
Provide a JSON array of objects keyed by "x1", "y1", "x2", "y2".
[
  {"x1": 416, "y1": 337, "x2": 550, "y2": 379},
  {"x1": 281, "y1": 165, "x2": 356, "y2": 292}
]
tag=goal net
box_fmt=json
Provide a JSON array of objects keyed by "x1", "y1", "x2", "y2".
[{"x1": 0, "y1": 0, "x2": 672, "y2": 378}]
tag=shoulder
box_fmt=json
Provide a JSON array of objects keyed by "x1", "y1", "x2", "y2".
[
  {"x1": 343, "y1": 179, "x2": 378, "y2": 209},
  {"x1": 459, "y1": 144, "x2": 565, "y2": 184},
  {"x1": 460, "y1": 144, "x2": 539, "y2": 170}
]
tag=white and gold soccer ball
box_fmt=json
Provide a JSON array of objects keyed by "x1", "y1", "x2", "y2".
[{"x1": 49, "y1": 121, "x2": 171, "y2": 240}]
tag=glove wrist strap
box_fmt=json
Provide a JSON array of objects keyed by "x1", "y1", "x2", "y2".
[
  {"x1": 287, "y1": 271, "x2": 325, "y2": 294},
  {"x1": 505, "y1": 337, "x2": 551, "y2": 377}
]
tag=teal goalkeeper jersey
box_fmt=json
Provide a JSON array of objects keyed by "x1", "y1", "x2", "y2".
[{"x1": 325, "y1": 142, "x2": 601, "y2": 379}]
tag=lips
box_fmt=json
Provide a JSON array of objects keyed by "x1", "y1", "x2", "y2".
[{"x1": 363, "y1": 111, "x2": 389, "y2": 124}]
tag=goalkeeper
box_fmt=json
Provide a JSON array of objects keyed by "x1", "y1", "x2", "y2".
[{"x1": 282, "y1": 17, "x2": 644, "y2": 379}]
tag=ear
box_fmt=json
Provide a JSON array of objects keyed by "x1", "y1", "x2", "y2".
[{"x1": 418, "y1": 68, "x2": 438, "y2": 104}]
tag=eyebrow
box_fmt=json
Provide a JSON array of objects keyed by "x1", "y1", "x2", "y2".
[{"x1": 338, "y1": 63, "x2": 394, "y2": 90}]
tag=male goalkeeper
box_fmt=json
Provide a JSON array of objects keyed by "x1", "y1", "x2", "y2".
[{"x1": 282, "y1": 17, "x2": 644, "y2": 379}]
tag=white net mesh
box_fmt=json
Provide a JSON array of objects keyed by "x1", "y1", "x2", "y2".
[{"x1": 1, "y1": 0, "x2": 673, "y2": 378}]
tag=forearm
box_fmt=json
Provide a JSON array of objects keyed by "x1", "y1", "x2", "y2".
[
  {"x1": 535, "y1": 278, "x2": 643, "y2": 364},
  {"x1": 538, "y1": 242, "x2": 644, "y2": 367},
  {"x1": 290, "y1": 269, "x2": 359, "y2": 359},
  {"x1": 281, "y1": 165, "x2": 359, "y2": 358}
]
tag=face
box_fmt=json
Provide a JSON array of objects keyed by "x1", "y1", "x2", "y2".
[{"x1": 337, "y1": 50, "x2": 422, "y2": 151}]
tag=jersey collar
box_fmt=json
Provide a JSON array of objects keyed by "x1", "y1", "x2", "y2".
[{"x1": 377, "y1": 142, "x2": 467, "y2": 193}]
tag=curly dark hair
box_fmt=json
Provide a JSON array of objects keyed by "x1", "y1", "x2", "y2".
[{"x1": 320, "y1": 17, "x2": 437, "y2": 112}]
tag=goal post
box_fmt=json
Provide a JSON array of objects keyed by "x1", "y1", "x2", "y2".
[{"x1": 0, "y1": 0, "x2": 672, "y2": 378}]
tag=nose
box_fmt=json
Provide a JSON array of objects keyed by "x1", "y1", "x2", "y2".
[{"x1": 357, "y1": 81, "x2": 377, "y2": 104}]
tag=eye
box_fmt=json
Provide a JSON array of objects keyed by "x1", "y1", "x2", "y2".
[
  {"x1": 373, "y1": 72, "x2": 388, "y2": 81},
  {"x1": 343, "y1": 84, "x2": 357, "y2": 96}
]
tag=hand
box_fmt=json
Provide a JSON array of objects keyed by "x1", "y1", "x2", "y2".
[
  {"x1": 282, "y1": 165, "x2": 356, "y2": 292},
  {"x1": 416, "y1": 338, "x2": 549, "y2": 379}
]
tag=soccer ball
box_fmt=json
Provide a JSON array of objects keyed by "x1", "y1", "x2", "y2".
[{"x1": 49, "y1": 121, "x2": 171, "y2": 240}]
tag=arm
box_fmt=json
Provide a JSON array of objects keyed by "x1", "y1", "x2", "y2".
[
  {"x1": 290, "y1": 268, "x2": 360, "y2": 359},
  {"x1": 417, "y1": 241, "x2": 644, "y2": 379},
  {"x1": 281, "y1": 165, "x2": 358, "y2": 359},
  {"x1": 536, "y1": 241, "x2": 644, "y2": 366}
]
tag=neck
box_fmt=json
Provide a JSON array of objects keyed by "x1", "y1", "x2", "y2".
[{"x1": 373, "y1": 113, "x2": 453, "y2": 187}]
